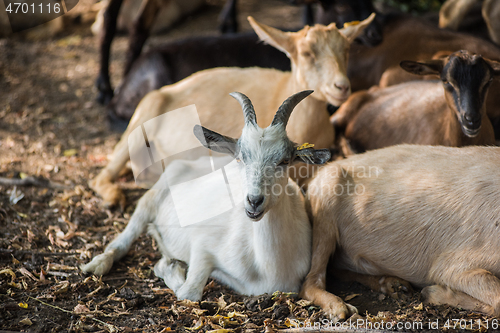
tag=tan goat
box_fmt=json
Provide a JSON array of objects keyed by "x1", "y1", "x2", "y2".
[
  {"x1": 91, "y1": 14, "x2": 375, "y2": 209},
  {"x1": 301, "y1": 144, "x2": 500, "y2": 320},
  {"x1": 332, "y1": 51, "x2": 498, "y2": 155}
]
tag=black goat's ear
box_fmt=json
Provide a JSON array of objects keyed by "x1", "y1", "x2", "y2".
[
  {"x1": 294, "y1": 147, "x2": 331, "y2": 165},
  {"x1": 400, "y1": 59, "x2": 444, "y2": 76},
  {"x1": 193, "y1": 125, "x2": 239, "y2": 156},
  {"x1": 486, "y1": 59, "x2": 500, "y2": 77}
]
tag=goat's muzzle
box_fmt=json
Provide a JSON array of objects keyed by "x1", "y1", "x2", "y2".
[
  {"x1": 461, "y1": 114, "x2": 482, "y2": 137},
  {"x1": 246, "y1": 195, "x2": 265, "y2": 221}
]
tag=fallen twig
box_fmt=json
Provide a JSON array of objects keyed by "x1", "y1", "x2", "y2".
[
  {"x1": 0, "y1": 249, "x2": 79, "y2": 256},
  {"x1": 0, "y1": 176, "x2": 70, "y2": 189}
]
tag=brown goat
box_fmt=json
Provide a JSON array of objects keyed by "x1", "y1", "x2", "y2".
[
  {"x1": 379, "y1": 51, "x2": 500, "y2": 138},
  {"x1": 332, "y1": 51, "x2": 499, "y2": 154},
  {"x1": 300, "y1": 144, "x2": 500, "y2": 320},
  {"x1": 347, "y1": 14, "x2": 500, "y2": 92},
  {"x1": 439, "y1": 0, "x2": 500, "y2": 44}
]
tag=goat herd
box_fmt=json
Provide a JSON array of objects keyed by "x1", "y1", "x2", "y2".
[{"x1": 77, "y1": 0, "x2": 500, "y2": 324}]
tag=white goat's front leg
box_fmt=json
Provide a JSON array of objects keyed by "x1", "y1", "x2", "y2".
[
  {"x1": 175, "y1": 252, "x2": 214, "y2": 301},
  {"x1": 81, "y1": 190, "x2": 157, "y2": 275},
  {"x1": 154, "y1": 257, "x2": 187, "y2": 293}
]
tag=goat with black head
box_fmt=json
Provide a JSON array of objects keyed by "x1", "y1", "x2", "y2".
[
  {"x1": 402, "y1": 50, "x2": 497, "y2": 137},
  {"x1": 332, "y1": 50, "x2": 498, "y2": 154}
]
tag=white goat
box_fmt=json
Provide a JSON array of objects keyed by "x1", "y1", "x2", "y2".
[
  {"x1": 82, "y1": 91, "x2": 331, "y2": 300},
  {"x1": 300, "y1": 144, "x2": 500, "y2": 320},
  {"x1": 90, "y1": 14, "x2": 375, "y2": 209}
]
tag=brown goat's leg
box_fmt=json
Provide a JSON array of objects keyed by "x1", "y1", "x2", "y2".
[
  {"x1": 483, "y1": 0, "x2": 500, "y2": 45},
  {"x1": 422, "y1": 269, "x2": 500, "y2": 316},
  {"x1": 96, "y1": 0, "x2": 124, "y2": 105},
  {"x1": 337, "y1": 136, "x2": 357, "y2": 157},
  {"x1": 300, "y1": 222, "x2": 357, "y2": 321},
  {"x1": 332, "y1": 270, "x2": 413, "y2": 298},
  {"x1": 422, "y1": 285, "x2": 495, "y2": 315},
  {"x1": 218, "y1": 0, "x2": 238, "y2": 34},
  {"x1": 330, "y1": 90, "x2": 370, "y2": 129},
  {"x1": 439, "y1": 0, "x2": 478, "y2": 30},
  {"x1": 90, "y1": 138, "x2": 130, "y2": 210},
  {"x1": 123, "y1": 0, "x2": 164, "y2": 76}
]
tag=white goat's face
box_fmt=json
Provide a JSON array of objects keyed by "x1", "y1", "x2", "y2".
[
  {"x1": 194, "y1": 91, "x2": 331, "y2": 221},
  {"x1": 248, "y1": 14, "x2": 376, "y2": 107},
  {"x1": 236, "y1": 125, "x2": 295, "y2": 220}
]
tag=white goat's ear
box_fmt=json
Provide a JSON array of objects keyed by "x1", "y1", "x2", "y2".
[
  {"x1": 339, "y1": 13, "x2": 376, "y2": 43},
  {"x1": 248, "y1": 16, "x2": 294, "y2": 57},
  {"x1": 486, "y1": 59, "x2": 500, "y2": 77},
  {"x1": 294, "y1": 148, "x2": 331, "y2": 165},
  {"x1": 400, "y1": 59, "x2": 444, "y2": 76},
  {"x1": 193, "y1": 125, "x2": 239, "y2": 156}
]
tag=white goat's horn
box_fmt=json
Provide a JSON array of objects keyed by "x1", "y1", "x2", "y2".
[
  {"x1": 271, "y1": 90, "x2": 314, "y2": 127},
  {"x1": 230, "y1": 92, "x2": 257, "y2": 126}
]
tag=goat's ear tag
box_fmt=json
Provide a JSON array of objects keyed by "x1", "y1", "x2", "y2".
[
  {"x1": 343, "y1": 21, "x2": 360, "y2": 28},
  {"x1": 297, "y1": 143, "x2": 314, "y2": 151}
]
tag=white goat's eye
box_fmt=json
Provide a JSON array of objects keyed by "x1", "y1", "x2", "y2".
[
  {"x1": 236, "y1": 158, "x2": 241, "y2": 163},
  {"x1": 278, "y1": 159, "x2": 290, "y2": 166}
]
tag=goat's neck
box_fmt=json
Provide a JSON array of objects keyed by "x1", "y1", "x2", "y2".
[
  {"x1": 250, "y1": 181, "x2": 305, "y2": 263},
  {"x1": 283, "y1": 76, "x2": 332, "y2": 148}
]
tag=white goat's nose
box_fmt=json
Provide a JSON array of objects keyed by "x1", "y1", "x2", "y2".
[{"x1": 247, "y1": 195, "x2": 264, "y2": 209}]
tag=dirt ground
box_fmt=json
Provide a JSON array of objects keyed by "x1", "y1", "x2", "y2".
[{"x1": 0, "y1": 0, "x2": 498, "y2": 332}]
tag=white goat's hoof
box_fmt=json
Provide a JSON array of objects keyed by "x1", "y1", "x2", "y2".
[
  {"x1": 81, "y1": 253, "x2": 114, "y2": 276},
  {"x1": 176, "y1": 285, "x2": 203, "y2": 302},
  {"x1": 154, "y1": 258, "x2": 187, "y2": 293}
]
